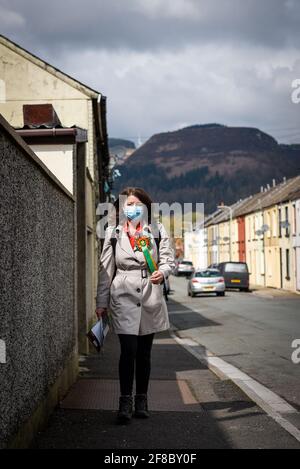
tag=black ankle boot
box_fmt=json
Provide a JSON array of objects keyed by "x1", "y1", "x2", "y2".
[
  {"x1": 134, "y1": 394, "x2": 150, "y2": 418},
  {"x1": 117, "y1": 395, "x2": 133, "y2": 423}
]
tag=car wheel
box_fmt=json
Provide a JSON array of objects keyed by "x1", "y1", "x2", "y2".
[
  {"x1": 217, "y1": 292, "x2": 225, "y2": 297},
  {"x1": 191, "y1": 291, "x2": 195, "y2": 298}
]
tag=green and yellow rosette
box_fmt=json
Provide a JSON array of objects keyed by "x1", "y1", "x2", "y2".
[{"x1": 134, "y1": 235, "x2": 158, "y2": 273}]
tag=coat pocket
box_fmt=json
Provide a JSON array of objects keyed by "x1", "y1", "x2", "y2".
[
  {"x1": 150, "y1": 282, "x2": 163, "y2": 305},
  {"x1": 110, "y1": 274, "x2": 126, "y2": 305}
]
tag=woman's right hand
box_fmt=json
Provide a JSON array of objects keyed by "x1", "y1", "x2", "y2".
[{"x1": 95, "y1": 307, "x2": 107, "y2": 320}]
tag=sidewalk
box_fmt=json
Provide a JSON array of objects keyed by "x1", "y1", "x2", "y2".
[
  {"x1": 31, "y1": 317, "x2": 300, "y2": 449},
  {"x1": 251, "y1": 285, "x2": 300, "y2": 298}
]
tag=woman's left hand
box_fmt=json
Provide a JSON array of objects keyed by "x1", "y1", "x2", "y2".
[{"x1": 150, "y1": 270, "x2": 164, "y2": 284}]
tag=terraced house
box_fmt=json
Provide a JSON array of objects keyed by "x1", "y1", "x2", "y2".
[
  {"x1": 0, "y1": 34, "x2": 111, "y2": 353},
  {"x1": 200, "y1": 175, "x2": 300, "y2": 293}
]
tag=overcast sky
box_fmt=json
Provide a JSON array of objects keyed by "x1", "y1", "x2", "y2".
[{"x1": 1, "y1": 0, "x2": 300, "y2": 145}]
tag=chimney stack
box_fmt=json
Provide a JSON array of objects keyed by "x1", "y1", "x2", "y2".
[{"x1": 23, "y1": 104, "x2": 62, "y2": 127}]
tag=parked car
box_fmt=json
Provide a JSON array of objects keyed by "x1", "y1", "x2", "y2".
[
  {"x1": 187, "y1": 269, "x2": 225, "y2": 297},
  {"x1": 174, "y1": 259, "x2": 195, "y2": 277},
  {"x1": 216, "y1": 262, "x2": 250, "y2": 291},
  {"x1": 208, "y1": 263, "x2": 219, "y2": 269}
]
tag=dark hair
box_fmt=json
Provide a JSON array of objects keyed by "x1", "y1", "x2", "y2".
[{"x1": 112, "y1": 187, "x2": 154, "y2": 225}]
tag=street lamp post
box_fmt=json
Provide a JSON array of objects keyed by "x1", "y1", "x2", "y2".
[{"x1": 217, "y1": 205, "x2": 233, "y2": 261}]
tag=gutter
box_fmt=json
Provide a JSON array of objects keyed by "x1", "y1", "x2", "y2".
[
  {"x1": 16, "y1": 127, "x2": 87, "y2": 142},
  {"x1": 93, "y1": 93, "x2": 110, "y2": 203}
]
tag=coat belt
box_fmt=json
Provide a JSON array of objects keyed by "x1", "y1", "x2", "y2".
[{"x1": 116, "y1": 268, "x2": 150, "y2": 278}]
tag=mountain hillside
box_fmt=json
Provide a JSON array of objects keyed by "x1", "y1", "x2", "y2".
[
  {"x1": 112, "y1": 124, "x2": 300, "y2": 213},
  {"x1": 109, "y1": 138, "x2": 136, "y2": 165}
]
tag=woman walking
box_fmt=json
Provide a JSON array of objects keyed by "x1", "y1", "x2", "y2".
[{"x1": 95, "y1": 187, "x2": 175, "y2": 423}]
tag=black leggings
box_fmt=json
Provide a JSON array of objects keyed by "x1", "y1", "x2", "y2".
[{"x1": 118, "y1": 333, "x2": 155, "y2": 396}]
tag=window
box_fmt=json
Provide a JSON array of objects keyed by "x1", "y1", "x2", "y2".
[
  {"x1": 267, "y1": 211, "x2": 271, "y2": 238},
  {"x1": 278, "y1": 208, "x2": 282, "y2": 237},
  {"x1": 224, "y1": 263, "x2": 248, "y2": 273},
  {"x1": 285, "y1": 206, "x2": 289, "y2": 237},
  {"x1": 195, "y1": 270, "x2": 221, "y2": 278},
  {"x1": 286, "y1": 249, "x2": 290, "y2": 280},
  {"x1": 273, "y1": 209, "x2": 277, "y2": 237},
  {"x1": 248, "y1": 218, "x2": 251, "y2": 241}
]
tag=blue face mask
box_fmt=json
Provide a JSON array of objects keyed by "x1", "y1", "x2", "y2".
[{"x1": 123, "y1": 204, "x2": 144, "y2": 221}]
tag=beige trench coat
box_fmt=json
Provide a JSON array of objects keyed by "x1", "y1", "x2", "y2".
[{"x1": 96, "y1": 221, "x2": 176, "y2": 335}]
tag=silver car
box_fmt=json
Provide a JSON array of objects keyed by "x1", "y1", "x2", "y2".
[
  {"x1": 174, "y1": 259, "x2": 195, "y2": 276},
  {"x1": 187, "y1": 269, "x2": 225, "y2": 297}
]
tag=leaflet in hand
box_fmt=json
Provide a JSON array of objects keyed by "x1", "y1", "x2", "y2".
[{"x1": 86, "y1": 315, "x2": 109, "y2": 352}]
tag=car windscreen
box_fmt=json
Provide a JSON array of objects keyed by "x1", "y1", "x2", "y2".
[
  {"x1": 224, "y1": 263, "x2": 248, "y2": 273},
  {"x1": 181, "y1": 261, "x2": 193, "y2": 265},
  {"x1": 195, "y1": 270, "x2": 221, "y2": 278}
]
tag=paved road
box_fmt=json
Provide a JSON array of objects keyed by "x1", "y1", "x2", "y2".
[{"x1": 168, "y1": 275, "x2": 300, "y2": 410}]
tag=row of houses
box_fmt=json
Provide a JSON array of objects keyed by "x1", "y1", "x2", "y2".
[
  {"x1": 0, "y1": 34, "x2": 111, "y2": 447},
  {"x1": 184, "y1": 175, "x2": 300, "y2": 292}
]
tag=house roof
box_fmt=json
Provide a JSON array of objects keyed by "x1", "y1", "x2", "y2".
[
  {"x1": 0, "y1": 34, "x2": 102, "y2": 99},
  {"x1": 205, "y1": 174, "x2": 300, "y2": 227},
  {"x1": 285, "y1": 186, "x2": 300, "y2": 203},
  {"x1": 0, "y1": 35, "x2": 111, "y2": 200},
  {"x1": 205, "y1": 197, "x2": 251, "y2": 227}
]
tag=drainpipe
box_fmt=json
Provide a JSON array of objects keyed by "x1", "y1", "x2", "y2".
[{"x1": 93, "y1": 93, "x2": 104, "y2": 204}]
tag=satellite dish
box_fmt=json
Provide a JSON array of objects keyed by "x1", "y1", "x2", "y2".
[{"x1": 280, "y1": 221, "x2": 290, "y2": 229}]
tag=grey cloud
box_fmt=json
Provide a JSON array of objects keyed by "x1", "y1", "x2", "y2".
[
  {"x1": 1, "y1": 0, "x2": 300, "y2": 55},
  {"x1": 1, "y1": 0, "x2": 299, "y2": 144},
  {"x1": 52, "y1": 45, "x2": 300, "y2": 144}
]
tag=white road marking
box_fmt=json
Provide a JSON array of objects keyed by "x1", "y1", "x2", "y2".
[
  {"x1": 169, "y1": 308, "x2": 210, "y2": 315},
  {"x1": 170, "y1": 328, "x2": 300, "y2": 443}
]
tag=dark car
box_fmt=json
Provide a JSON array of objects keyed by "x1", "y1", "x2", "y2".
[{"x1": 215, "y1": 262, "x2": 250, "y2": 291}]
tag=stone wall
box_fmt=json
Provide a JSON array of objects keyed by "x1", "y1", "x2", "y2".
[{"x1": 0, "y1": 115, "x2": 78, "y2": 448}]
